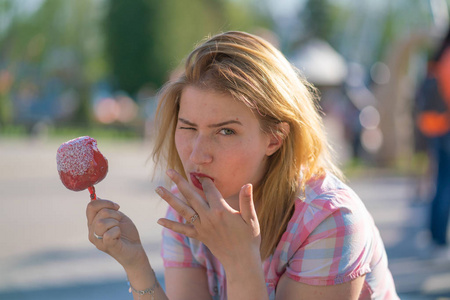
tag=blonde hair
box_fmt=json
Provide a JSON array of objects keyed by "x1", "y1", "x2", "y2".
[{"x1": 152, "y1": 31, "x2": 342, "y2": 260}]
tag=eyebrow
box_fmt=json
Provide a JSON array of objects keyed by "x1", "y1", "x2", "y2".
[{"x1": 178, "y1": 118, "x2": 243, "y2": 128}]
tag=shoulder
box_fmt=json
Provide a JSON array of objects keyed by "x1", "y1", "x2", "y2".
[
  {"x1": 298, "y1": 173, "x2": 367, "y2": 226},
  {"x1": 283, "y1": 173, "x2": 373, "y2": 253},
  {"x1": 278, "y1": 173, "x2": 375, "y2": 285},
  {"x1": 304, "y1": 172, "x2": 358, "y2": 203}
]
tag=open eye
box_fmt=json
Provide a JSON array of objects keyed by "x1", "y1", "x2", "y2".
[{"x1": 219, "y1": 128, "x2": 235, "y2": 136}]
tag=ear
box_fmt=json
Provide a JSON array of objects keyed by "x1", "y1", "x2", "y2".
[{"x1": 266, "y1": 122, "x2": 290, "y2": 156}]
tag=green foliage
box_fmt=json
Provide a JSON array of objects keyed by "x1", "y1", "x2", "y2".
[
  {"x1": 47, "y1": 125, "x2": 141, "y2": 140},
  {"x1": 104, "y1": 0, "x2": 152, "y2": 95},
  {"x1": 0, "y1": 0, "x2": 270, "y2": 128},
  {"x1": 104, "y1": 0, "x2": 268, "y2": 95},
  {"x1": 0, "y1": 124, "x2": 27, "y2": 136},
  {"x1": 300, "y1": 0, "x2": 333, "y2": 41},
  {"x1": 0, "y1": 0, "x2": 108, "y2": 125}
]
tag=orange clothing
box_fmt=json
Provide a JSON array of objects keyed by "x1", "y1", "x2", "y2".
[
  {"x1": 417, "y1": 47, "x2": 450, "y2": 137},
  {"x1": 418, "y1": 111, "x2": 450, "y2": 137}
]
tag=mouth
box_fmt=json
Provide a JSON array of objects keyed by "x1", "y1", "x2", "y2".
[{"x1": 190, "y1": 172, "x2": 214, "y2": 191}]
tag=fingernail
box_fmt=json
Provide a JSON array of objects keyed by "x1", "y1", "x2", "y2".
[
  {"x1": 244, "y1": 184, "x2": 252, "y2": 197},
  {"x1": 166, "y1": 169, "x2": 175, "y2": 178},
  {"x1": 155, "y1": 187, "x2": 163, "y2": 196}
]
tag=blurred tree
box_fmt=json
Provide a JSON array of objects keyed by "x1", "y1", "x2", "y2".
[
  {"x1": 104, "y1": 0, "x2": 152, "y2": 96},
  {"x1": 0, "y1": 0, "x2": 16, "y2": 126},
  {"x1": 0, "y1": 0, "x2": 107, "y2": 127},
  {"x1": 104, "y1": 0, "x2": 270, "y2": 95},
  {"x1": 299, "y1": 0, "x2": 333, "y2": 41},
  {"x1": 0, "y1": 0, "x2": 270, "y2": 129}
]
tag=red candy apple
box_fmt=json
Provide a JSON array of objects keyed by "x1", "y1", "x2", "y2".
[{"x1": 56, "y1": 136, "x2": 108, "y2": 200}]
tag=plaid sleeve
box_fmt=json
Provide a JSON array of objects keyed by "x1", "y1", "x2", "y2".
[
  {"x1": 161, "y1": 206, "x2": 203, "y2": 268},
  {"x1": 286, "y1": 189, "x2": 372, "y2": 285}
]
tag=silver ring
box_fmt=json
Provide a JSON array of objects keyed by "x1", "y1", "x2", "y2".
[
  {"x1": 94, "y1": 232, "x2": 103, "y2": 240},
  {"x1": 189, "y1": 213, "x2": 199, "y2": 224}
]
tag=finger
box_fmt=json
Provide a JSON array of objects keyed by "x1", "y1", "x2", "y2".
[
  {"x1": 93, "y1": 218, "x2": 120, "y2": 236},
  {"x1": 89, "y1": 217, "x2": 120, "y2": 245},
  {"x1": 200, "y1": 177, "x2": 231, "y2": 210},
  {"x1": 157, "y1": 218, "x2": 197, "y2": 238},
  {"x1": 166, "y1": 169, "x2": 209, "y2": 211},
  {"x1": 96, "y1": 208, "x2": 122, "y2": 222},
  {"x1": 156, "y1": 186, "x2": 199, "y2": 223},
  {"x1": 86, "y1": 199, "x2": 120, "y2": 225},
  {"x1": 239, "y1": 184, "x2": 258, "y2": 225},
  {"x1": 88, "y1": 208, "x2": 121, "y2": 241},
  {"x1": 103, "y1": 226, "x2": 121, "y2": 247}
]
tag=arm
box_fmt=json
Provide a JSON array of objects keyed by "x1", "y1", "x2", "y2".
[
  {"x1": 86, "y1": 199, "x2": 168, "y2": 300},
  {"x1": 165, "y1": 267, "x2": 212, "y2": 300},
  {"x1": 221, "y1": 252, "x2": 268, "y2": 300},
  {"x1": 275, "y1": 274, "x2": 366, "y2": 300}
]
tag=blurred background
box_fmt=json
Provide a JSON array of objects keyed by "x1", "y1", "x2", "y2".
[{"x1": 1, "y1": 0, "x2": 450, "y2": 299}]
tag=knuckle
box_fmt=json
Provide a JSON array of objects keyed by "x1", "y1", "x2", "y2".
[
  {"x1": 97, "y1": 209, "x2": 108, "y2": 218},
  {"x1": 179, "y1": 207, "x2": 191, "y2": 218},
  {"x1": 105, "y1": 200, "x2": 117, "y2": 209},
  {"x1": 179, "y1": 227, "x2": 190, "y2": 236},
  {"x1": 171, "y1": 173, "x2": 180, "y2": 183},
  {"x1": 190, "y1": 230, "x2": 199, "y2": 239},
  {"x1": 86, "y1": 202, "x2": 95, "y2": 216},
  {"x1": 163, "y1": 222, "x2": 173, "y2": 230},
  {"x1": 103, "y1": 232, "x2": 111, "y2": 240},
  {"x1": 211, "y1": 207, "x2": 225, "y2": 218},
  {"x1": 164, "y1": 223, "x2": 178, "y2": 234},
  {"x1": 97, "y1": 218, "x2": 109, "y2": 229},
  {"x1": 107, "y1": 210, "x2": 121, "y2": 221},
  {"x1": 110, "y1": 219, "x2": 119, "y2": 228},
  {"x1": 104, "y1": 227, "x2": 119, "y2": 239}
]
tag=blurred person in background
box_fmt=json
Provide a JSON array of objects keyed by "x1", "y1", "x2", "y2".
[
  {"x1": 86, "y1": 31, "x2": 398, "y2": 299},
  {"x1": 416, "y1": 27, "x2": 450, "y2": 257}
]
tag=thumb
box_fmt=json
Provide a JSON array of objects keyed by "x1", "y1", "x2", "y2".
[{"x1": 239, "y1": 184, "x2": 258, "y2": 225}]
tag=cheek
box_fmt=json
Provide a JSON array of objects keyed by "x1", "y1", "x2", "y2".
[
  {"x1": 174, "y1": 132, "x2": 189, "y2": 160},
  {"x1": 224, "y1": 143, "x2": 267, "y2": 180}
]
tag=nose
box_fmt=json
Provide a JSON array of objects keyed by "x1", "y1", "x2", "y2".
[{"x1": 189, "y1": 135, "x2": 213, "y2": 165}]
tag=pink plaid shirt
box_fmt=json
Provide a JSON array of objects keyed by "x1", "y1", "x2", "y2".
[{"x1": 161, "y1": 173, "x2": 399, "y2": 299}]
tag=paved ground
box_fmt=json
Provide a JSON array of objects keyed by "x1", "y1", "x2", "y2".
[{"x1": 0, "y1": 136, "x2": 449, "y2": 299}]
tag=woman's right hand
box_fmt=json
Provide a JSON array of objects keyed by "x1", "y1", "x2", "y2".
[{"x1": 86, "y1": 199, "x2": 147, "y2": 269}]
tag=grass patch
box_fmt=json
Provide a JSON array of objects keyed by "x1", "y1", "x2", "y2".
[
  {"x1": 0, "y1": 124, "x2": 142, "y2": 140},
  {"x1": 342, "y1": 152, "x2": 431, "y2": 179},
  {"x1": 48, "y1": 126, "x2": 141, "y2": 140}
]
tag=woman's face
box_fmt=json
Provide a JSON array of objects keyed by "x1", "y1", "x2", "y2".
[{"x1": 175, "y1": 86, "x2": 276, "y2": 208}]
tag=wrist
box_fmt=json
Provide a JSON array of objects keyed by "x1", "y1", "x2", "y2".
[
  {"x1": 120, "y1": 246, "x2": 150, "y2": 271},
  {"x1": 128, "y1": 268, "x2": 160, "y2": 299},
  {"x1": 223, "y1": 254, "x2": 268, "y2": 300},
  {"x1": 124, "y1": 259, "x2": 155, "y2": 292},
  {"x1": 220, "y1": 246, "x2": 261, "y2": 272},
  {"x1": 123, "y1": 253, "x2": 152, "y2": 279},
  {"x1": 223, "y1": 251, "x2": 264, "y2": 281}
]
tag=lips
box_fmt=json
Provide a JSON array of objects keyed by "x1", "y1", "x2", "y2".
[{"x1": 190, "y1": 172, "x2": 214, "y2": 190}]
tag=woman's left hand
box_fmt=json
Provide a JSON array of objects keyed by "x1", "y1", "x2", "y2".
[{"x1": 156, "y1": 169, "x2": 261, "y2": 266}]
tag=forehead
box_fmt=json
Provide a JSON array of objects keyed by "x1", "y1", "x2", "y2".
[{"x1": 178, "y1": 86, "x2": 257, "y2": 122}]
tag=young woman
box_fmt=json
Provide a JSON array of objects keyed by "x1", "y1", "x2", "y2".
[{"x1": 86, "y1": 31, "x2": 399, "y2": 299}]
